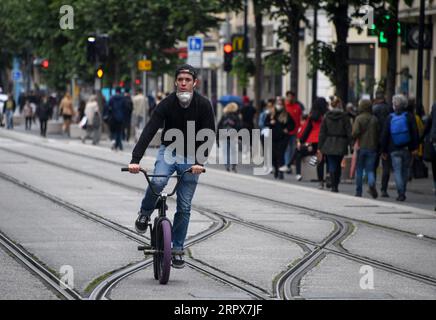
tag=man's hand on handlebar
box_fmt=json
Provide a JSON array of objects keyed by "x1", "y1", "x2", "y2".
[
  {"x1": 190, "y1": 165, "x2": 205, "y2": 175},
  {"x1": 128, "y1": 163, "x2": 141, "y2": 174}
]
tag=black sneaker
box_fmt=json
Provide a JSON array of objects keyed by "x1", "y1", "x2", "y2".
[
  {"x1": 135, "y1": 214, "x2": 150, "y2": 234},
  {"x1": 172, "y1": 254, "x2": 185, "y2": 269},
  {"x1": 368, "y1": 186, "x2": 378, "y2": 199},
  {"x1": 396, "y1": 194, "x2": 406, "y2": 202},
  {"x1": 381, "y1": 191, "x2": 389, "y2": 198}
]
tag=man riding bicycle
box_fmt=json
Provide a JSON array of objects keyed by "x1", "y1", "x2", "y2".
[{"x1": 128, "y1": 64, "x2": 216, "y2": 268}]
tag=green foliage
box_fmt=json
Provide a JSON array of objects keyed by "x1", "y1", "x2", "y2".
[
  {"x1": 0, "y1": 0, "x2": 227, "y2": 90},
  {"x1": 231, "y1": 54, "x2": 255, "y2": 88},
  {"x1": 306, "y1": 41, "x2": 336, "y2": 86},
  {"x1": 264, "y1": 52, "x2": 286, "y2": 75}
]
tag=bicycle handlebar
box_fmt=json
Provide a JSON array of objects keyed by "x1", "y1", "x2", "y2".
[{"x1": 121, "y1": 166, "x2": 205, "y2": 197}]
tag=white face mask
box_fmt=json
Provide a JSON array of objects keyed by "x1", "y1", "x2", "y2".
[
  {"x1": 176, "y1": 91, "x2": 193, "y2": 107},
  {"x1": 276, "y1": 104, "x2": 283, "y2": 111}
]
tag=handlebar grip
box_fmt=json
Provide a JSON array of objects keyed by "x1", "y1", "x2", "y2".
[
  {"x1": 121, "y1": 168, "x2": 129, "y2": 172},
  {"x1": 187, "y1": 167, "x2": 206, "y2": 173}
]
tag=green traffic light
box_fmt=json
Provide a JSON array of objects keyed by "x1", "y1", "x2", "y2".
[{"x1": 379, "y1": 31, "x2": 387, "y2": 43}]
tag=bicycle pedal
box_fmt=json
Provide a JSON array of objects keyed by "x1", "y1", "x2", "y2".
[{"x1": 137, "y1": 245, "x2": 152, "y2": 251}]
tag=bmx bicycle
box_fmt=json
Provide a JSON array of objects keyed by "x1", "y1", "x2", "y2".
[{"x1": 121, "y1": 166, "x2": 205, "y2": 284}]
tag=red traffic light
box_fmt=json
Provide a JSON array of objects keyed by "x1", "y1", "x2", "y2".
[
  {"x1": 119, "y1": 81, "x2": 124, "y2": 87},
  {"x1": 223, "y1": 43, "x2": 233, "y2": 54},
  {"x1": 135, "y1": 79, "x2": 141, "y2": 85},
  {"x1": 41, "y1": 59, "x2": 49, "y2": 69}
]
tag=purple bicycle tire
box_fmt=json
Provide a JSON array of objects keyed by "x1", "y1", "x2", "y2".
[{"x1": 158, "y1": 219, "x2": 172, "y2": 284}]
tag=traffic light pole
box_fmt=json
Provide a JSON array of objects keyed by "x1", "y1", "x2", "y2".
[
  {"x1": 142, "y1": 54, "x2": 148, "y2": 125},
  {"x1": 311, "y1": 5, "x2": 318, "y2": 104},
  {"x1": 416, "y1": 0, "x2": 424, "y2": 111},
  {"x1": 242, "y1": 0, "x2": 248, "y2": 96}
]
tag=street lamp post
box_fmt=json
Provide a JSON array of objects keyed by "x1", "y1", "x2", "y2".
[{"x1": 416, "y1": 0, "x2": 425, "y2": 110}]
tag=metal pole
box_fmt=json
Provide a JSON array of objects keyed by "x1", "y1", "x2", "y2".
[
  {"x1": 242, "y1": 0, "x2": 248, "y2": 96},
  {"x1": 311, "y1": 5, "x2": 318, "y2": 105},
  {"x1": 142, "y1": 54, "x2": 148, "y2": 124},
  {"x1": 416, "y1": 0, "x2": 425, "y2": 110}
]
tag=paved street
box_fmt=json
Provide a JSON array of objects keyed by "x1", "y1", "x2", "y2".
[{"x1": 1, "y1": 126, "x2": 436, "y2": 300}]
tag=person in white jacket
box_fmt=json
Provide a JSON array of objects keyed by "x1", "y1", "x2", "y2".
[
  {"x1": 81, "y1": 95, "x2": 101, "y2": 145},
  {"x1": 132, "y1": 90, "x2": 149, "y2": 142}
]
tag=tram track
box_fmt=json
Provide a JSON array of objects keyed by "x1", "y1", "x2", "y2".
[
  {"x1": 2, "y1": 139, "x2": 436, "y2": 299},
  {"x1": 0, "y1": 159, "x2": 271, "y2": 299},
  {"x1": 0, "y1": 229, "x2": 82, "y2": 300}
]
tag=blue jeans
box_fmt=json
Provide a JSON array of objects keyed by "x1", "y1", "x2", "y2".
[
  {"x1": 284, "y1": 134, "x2": 297, "y2": 166},
  {"x1": 221, "y1": 137, "x2": 238, "y2": 169},
  {"x1": 140, "y1": 145, "x2": 199, "y2": 251},
  {"x1": 355, "y1": 149, "x2": 377, "y2": 195},
  {"x1": 390, "y1": 149, "x2": 411, "y2": 196},
  {"x1": 6, "y1": 110, "x2": 14, "y2": 129}
]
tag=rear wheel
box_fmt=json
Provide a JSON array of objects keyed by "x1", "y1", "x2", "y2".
[{"x1": 155, "y1": 219, "x2": 172, "y2": 284}]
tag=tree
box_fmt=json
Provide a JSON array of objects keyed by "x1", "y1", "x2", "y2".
[
  {"x1": 0, "y1": 0, "x2": 228, "y2": 91},
  {"x1": 253, "y1": 0, "x2": 274, "y2": 112},
  {"x1": 271, "y1": 0, "x2": 308, "y2": 98}
]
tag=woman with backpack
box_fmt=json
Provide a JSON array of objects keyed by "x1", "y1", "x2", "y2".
[
  {"x1": 265, "y1": 100, "x2": 295, "y2": 179},
  {"x1": 380, "y1": 94, "x2": 419, "y2": 202},
  {"x1": 318, "y1": 96, "x2": 352, "y2": 193},
  {"x1": 217, "y1": 102, "x2": 242, "y2": 172}
]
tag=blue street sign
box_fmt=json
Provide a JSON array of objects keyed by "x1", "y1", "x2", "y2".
[
  {"x1": 188, "y1": 36, "x2": 203, "y2": 52},
  {"x1": 13, "y1": 71, "x2": 22, "y2": 81}
]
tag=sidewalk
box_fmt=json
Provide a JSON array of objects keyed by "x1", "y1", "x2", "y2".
[{"x1": 5, "y1": 119, "x2": 436, "y2": 212}]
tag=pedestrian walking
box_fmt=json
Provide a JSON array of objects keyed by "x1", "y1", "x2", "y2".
[
  {"x1": 127, "y1": 64, "x2": 215, "y2": 268},
  {"x1": 380, "y1": 94, "x2": 419, "y2": 201},
  {"x1": 59, "y1": 93, "x2": 75, "y2": 137},
  {"x1": 3, "y1": 94, "x2": 16, "y2": 129},
  {"x1": 81, "y1": 95, "x2": 101, "y2": 145},
  {"x1": 407, "y1": 98, "x2": 427, "y2": 180},
  {"x1": 281, "y1": 91, "x2": 302, "y2": 174},
  {"x1": 265, "y1": 100, "x2": 295, "y2": 179},
  {"x1": 240, "y1": 96, "x2": 256, "y2": 158},
  {"x1": 352, "y1": 99, "x2": 379, "y2": 198},
  {"x1": 123, "y1": 88, "x2": 133, "y2": 142},
  {"x1": 293, "y1": 97, "x2": 325, "y2": 186},
  {"x1": 318, "y1": 96, "x2": 352, "y2": 193},
  {"x1": 422, "y1": 102, "x2": 436, "y2": 211},
  {"x1": 217, "y1": 102, "x2": 242, "y2": 172},
  {"x1": 36, "y1": 96, "x2": 51, "y2": 137},
  {"x1": 132, "y1": 89, "x2": 149, "y2": 142},
  {"x1": 23, "y1": 99, "x2": 33, "y2": 130},
  {"x1": 108, "y1": 87, "x2": 127, "y2": 151},
  {"x1": 372, "y1": 90, "x2": 393, "y2": 197}
]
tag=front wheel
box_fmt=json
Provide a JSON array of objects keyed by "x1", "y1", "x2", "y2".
[{"x1": 155, "y1": 219, "x2": 172, "y2": 284}]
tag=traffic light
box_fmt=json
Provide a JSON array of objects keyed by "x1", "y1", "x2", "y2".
[
  {"x1": 41, "y1": 59, "x2": 49, "y2": 69},
  {"x1": 96, "y1": 67, "x2": 104, "y2": 79},
  {"x1": 367, "y1": 14, "x2": 401, "y2": 46},
  {"x1": 87, "y1": 34, "x2": 109, "y2": 63},
  {"x1": 223, "y1": 43, "x2": 233, "y2": 72}
]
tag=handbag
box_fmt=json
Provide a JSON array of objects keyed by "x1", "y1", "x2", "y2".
[
  {"x1": 78, "y1": 116, "x2": 88, "y2": 129},
  {"x1": 349, "y1": 140, "x2": 360, "y2": 179},
  {"x1": 412, "y1": 156, "x2": 428, "y2": 179}
]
